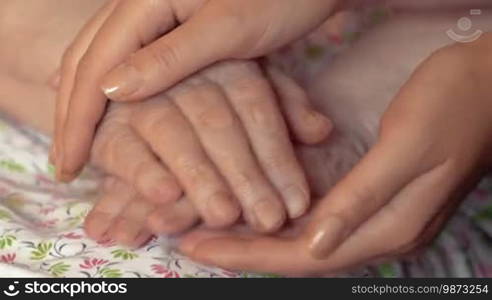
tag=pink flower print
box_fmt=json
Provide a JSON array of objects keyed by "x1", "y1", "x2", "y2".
[
  {"x1": 151, "y1": 264, "x2": 180, "y2": 278},
  {"x1": 36, "y1": 174, "x2": 56, "y2": 185},
  {"x1": 79, "y1": 258, "x2": 109, "y2": 269},
  {"x1": 39, "y1": 206, "x2": 56, "y2": 215},
  {"x1": 0, "y1": 186, "x2": 8, "y2": 196},
  {"x1": 61, "y1": 232, "x2": 83, "y2": 239},
  {"x1": 36, "y1": 219, "x2": 59, "y2": 228},
  {"x1": 221, "y1": 270, "x2": 239, "y2": 278},
  {"x1": 0, "y1": 253, "x2": 16, "y2": 264},
  {"x1": 97, "y1": 239, "x2": 117, "y2": 248}
]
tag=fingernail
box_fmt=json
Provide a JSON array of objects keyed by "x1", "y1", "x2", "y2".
[
  {"x1": 282, "y1": 186, "x2": 309, "y2": 219},
  {"x1": 253, "y1": 200, "x2": 285, "y2": 232},
  {"x1": 101, "y1": 62, "x2": 141, "y2": 100},
  {"x1": 309, "y1": 217, "x2": 347, "y2": 259},
  {"x1": 55, "y1": 155, "x2": 80, "y2": 183},
  {"x1": 306, "y1": 110, "x2": 330, "y2": 129},
  {"x1": 205, "y1": 193, "x2": 240, "y2": 228},
  {"x1": 58, "y1": 171, "x2": 78, "y2": 183}
]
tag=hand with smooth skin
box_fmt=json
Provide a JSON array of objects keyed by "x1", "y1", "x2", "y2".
[
  {"x1": 178, "y1": 40, "x2": 492, "y2": 275},
  {"x1": 53, "y1": 0, "x2": 343, "y2": 181}
]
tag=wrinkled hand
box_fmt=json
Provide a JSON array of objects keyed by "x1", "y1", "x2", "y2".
[
  {"x1": 178, "y1": 42, "x2": 492, "y2": 275},
  {"x1": 52, "y1": 0, "x2": 342, "y2": 181},
  {"x1": 85, "y1": 60, "x2": 332, "y2": 245}
]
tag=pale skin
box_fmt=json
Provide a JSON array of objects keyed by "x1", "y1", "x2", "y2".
[{"x1": 2, "y1": 0, "x2": 492, "y2": 275}]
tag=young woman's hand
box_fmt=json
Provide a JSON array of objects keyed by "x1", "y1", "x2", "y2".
[
  {"x1": 178, "y1": 40, "x2": 492, "y2": 275},
  {"x1": 53, "y1": 0, "x2": 341, "y2": 181}
]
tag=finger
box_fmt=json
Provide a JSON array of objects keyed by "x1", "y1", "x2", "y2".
[
  {"x1": 180, "y1": 229, "x2": 317, "y2": 275},
  {"x1": 211, "y1": 61, "x2": 310, "y2": 219},
  {"x1": 266, "y1": 66, "x2": 333, "y2": 145},
  {"x1": 100, "y1": 1, "x2": 242, "y2": 101},
  {"x1": 54, "y1": 0, "x2": 119, "y2": 180},
  {"x1": 110, "y1": 194, "x2": 156, "y2": 248},
  {"x1": 147, "y1": 196, "x2": 199, "y2": 235},
  {"x1": 84, "y1": 176, "x2": 136, "y2": 241},
  {"x1": 178, "y1": 165, "x2": 467, "y2": 276},
  {"x1": 92, "y1": 108, "x2": 181, "y2": 204},
  {"x1": 132, "y1": 98, "x2": 240, "y2": 228},
  {"x1": 306, "y1": 161, "x2": 477, "y2": 274},
  {"x1": 305, "y1": 128, "x2": 438, "y2": 259},
  {"x1": 170, "y1": 77, "x2": 286, "y2": 232},
  {"x1": 59, "y1": 0, "x2": 178, "y2": 180}
]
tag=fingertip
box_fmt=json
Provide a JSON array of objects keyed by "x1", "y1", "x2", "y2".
[
  {"x1": 204, "y1": 194, "x2": 241, "y2": 229},
  {"x1": 132, "y1": 231, "x2": 154, "y2": 249},
  {"x1": 145, "y1": 179, "x2": 183, "y2": 204},
  {"x1": 112, "y1": 218, "x2": 144, "y2": 247},
  {"x1": 307, "y1": 217, "x2": 347, "y2": 260},
  {"x1": 56, "y1": 147, "x2": 85, "y2": 183},
  {"x1": 251, "y1": 199, "x2": 286, "y2": 233},
  {"x1": 296, "y1": 111, "x2": 333, "y2": 145},
  {"x1": 282, "y1": 185, "x2": 310, "y2": 219},
  {"x1": 178, "y1": 230, "x2": 212, "y2": 255},
  {"x1": 83, "y1": 212, "x2": 112, "y2": 242},
  {"x1": 100, "y1": 62, "x2": 141, "y2": 101}
]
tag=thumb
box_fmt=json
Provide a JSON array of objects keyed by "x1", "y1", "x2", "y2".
[
  {"x1": 267, "y1": 66, "x2": 333, "y2": 145},
  {"x1": 100, "y1": 2, "x2": 243, "y2": 102},
  {"x1": 305, "y1": 126, "x2": 434, "y2": 259}
]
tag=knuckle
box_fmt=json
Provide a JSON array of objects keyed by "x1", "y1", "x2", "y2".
[
  {"x1": 131, "y1": 103, "x2": 172, "y2": 134},
  {"x1": 92, "y1": 125, "x2": 135, "y2": 170},
  {"x1": 245, "y1": 100, "x2": 280, "y2": 129},
  {"x1": 175, "y1": 157, "x2": 210, "y2": 186},
  {"x1": 347, "y1": 185, "x2": 378, "y2": 207},
  {"x1": 133, "y1": 160, "x2": 160, "y2": 184},
  {"x1": 232, "y1": 171, "x2": 256, "y2": 197},
  {"x1": 143, "y1": 43, "x2": 180, "y2": 71},
  {"x1": 260, "y1": 152, "x2": 293, "y2": 171},
  {"x1": 205, "y1": 60, "x2": 259, "y2": 83},
  {"x1": 195, "y1": 107, "x2": 235, "y2": 130}
]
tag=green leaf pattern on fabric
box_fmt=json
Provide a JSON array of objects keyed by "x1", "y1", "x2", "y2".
[
  {"x1": 30, "y1": 242, "x2": 53, "y2": 260},
  {"x1": 0, "y1": 234, "x2": 16, "y2": 249}
]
